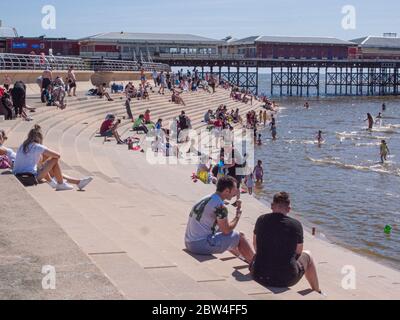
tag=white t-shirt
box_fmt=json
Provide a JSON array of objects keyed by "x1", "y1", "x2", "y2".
[
  {"x1": 0, "y1": 145, "x2": 16, "y2": 162},
  {"x1": 13, "y1": 143, "x2": 48, "y2": 175},
  {"x1": 185, "y1": 193, "x2": 227, "y2": 243}
]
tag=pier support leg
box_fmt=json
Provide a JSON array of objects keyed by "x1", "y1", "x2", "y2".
[
  {"x1": 236, "y1": 66, "x2": 240, "y2": 87},
  {"x1": 325, "y1": 67, "x2": 328, "y2": 95},
  {"x1": 270, "y1": 67, "x2": 274, "y2": 96},
  {"x1": 256, "y1": 66, "x2": 259, "y2": 95}
]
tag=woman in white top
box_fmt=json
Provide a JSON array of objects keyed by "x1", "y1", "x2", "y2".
[
  {"x1": 13, "y1": 125, "x2": 93, "y2": 191},
  {"x1": 0, "y1": 129, "x2": 16, "y2": 165}
]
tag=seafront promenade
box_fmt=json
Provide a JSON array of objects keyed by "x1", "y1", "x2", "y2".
[{"x1": 1, "y1": 82, "x2": 400, "y2": 300}]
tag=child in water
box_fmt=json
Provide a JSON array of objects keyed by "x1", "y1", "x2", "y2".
[
  {"x1": 271, "y1": 123, "x2": 277, "y2": 140},
  {"x1": 380, "y1": 140, "x2": 390, "y2": 164},
  {"x1": 253, "y1": 160, "x2": 264, "y2": 183},
  {"x1": 257, "y1": 134, "x2": 262, "y2": 146},
  {"x1": 263, "y1": 110, "x2": 268, "y2": 126},
  {"x1": 316, "y1": 130, "x2": 324, "y2": 145},
  {"x1": 245, "y1": 173, "x2": 255, "y2": 195},
  {"x1": 375, "y1": 113, "x2": 383, "y2": 127}
]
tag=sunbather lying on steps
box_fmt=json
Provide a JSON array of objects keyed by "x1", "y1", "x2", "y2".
[{"x1": 13, "y1": 125, "x2": 93, "y2": 191}]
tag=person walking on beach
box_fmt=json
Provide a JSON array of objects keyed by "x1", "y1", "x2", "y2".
[
  {"x1": 140, "y1": 69, "x2": 146, "y2": 87},
  {"x1": 125, "y1": 98, "x2": 133, "y2": 122},
  {"x1": 152, "y1": 70, "x2": 158, "y2": 87},
  {"x1": 185, "y1": 176, "x2": 254, "y2": 264},
  {"x1": 41, "y1": 68, "x2": 53, "y2": 103},
  {"x1": 3, "y1": 74, "x2": 12, "y2": 91},
  {"x1": 382, "y1": 103, "x2": 386, "y2": 112},
  {"x1": 380, "y1": 140, "x2": 390, "y2": 164},
  {"x1": 67, "y1": 66, "x2": 77, "y2": 97},
  {"x1": 158, "y1": 71, "x2": 166, "y2": 95},
  {"x1": 365, "y1": 113, "x2": 374, "y2": 131},
  {"x1": 209, "y1": 75, "x2": 216, "y2": 94},
  {"x1": 251, "y1": 192, "x2": 322, "y2": 293},
  {"x1": 304, "y1": 102, "x2": 310, "y2": 109}
]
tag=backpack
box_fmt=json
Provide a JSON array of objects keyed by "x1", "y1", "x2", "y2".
[
  {"x1": 15, "y1": 173, "x2": 38, "y2": 187},
  {"x1": 0, "y1": 155, "x2": 11, "y2": 169}
]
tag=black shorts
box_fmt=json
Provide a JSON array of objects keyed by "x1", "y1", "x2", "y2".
[
  {"x1": 42, "y1": 78, "x2": 51, "y2": 90},
  {"x1": 251, "y1": 252, "x2": 311, "y2": 288},
  {"x1": 69, "y1": 81, "x2": 76, "y2": 88}
]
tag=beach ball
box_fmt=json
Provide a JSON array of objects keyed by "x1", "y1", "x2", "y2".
[{"x1": 384, "y1": 225, "x2": 392, "y2": 235}]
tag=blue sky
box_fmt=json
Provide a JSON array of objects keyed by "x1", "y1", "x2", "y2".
[{"x1": 2, "y1": 0, "x2": 399, "y2": 40}]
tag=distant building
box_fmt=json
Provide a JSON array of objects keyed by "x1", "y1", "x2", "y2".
[
  {"x1": 4, "y1": 37, "x2": 80, "y2": 56},
  {"x1": 0, "y1": 21, "x2": 18, "y2": 53},
  {"x1": 221, "y1": 35, "x2": 356, "y2": 60},
  {"x1": 351, "y1": 35, "x2": 400, "y2": 60},
  {"x1": 79, "y1": 32, "x2": 224, "y2": 59}
]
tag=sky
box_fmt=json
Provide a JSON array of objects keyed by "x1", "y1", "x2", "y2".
[{"x1": 1, "y1": 0, "x2": 400, "y2": 40}]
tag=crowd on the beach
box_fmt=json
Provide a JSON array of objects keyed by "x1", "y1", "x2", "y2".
[
  {"x1": 95, "y1": 73, "x2": 324, "y2": 293},
  {"x1": 0, "y1": 77, "x2": 36, "y2": 121},
  {"x1": 1, "y1": 66, "x2": 323, "y2": 294}
]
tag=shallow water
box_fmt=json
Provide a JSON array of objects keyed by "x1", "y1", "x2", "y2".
[{"x1": 253, "y1": 96, "x2": 400, "y2": 270}]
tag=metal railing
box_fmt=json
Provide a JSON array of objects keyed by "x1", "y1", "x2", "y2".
[
  {"x1": 89, "y1": 58, "x2": 170, "y2": 72},
  {"x1": 0, "y1": 53, "x2": 171, "y2": 72},
  {"x1": 157, "y1": 53, "x2": 246, "y2": 60},
  {"x1": 0, "y1": 53, "x2": 91, "y2": 70}
]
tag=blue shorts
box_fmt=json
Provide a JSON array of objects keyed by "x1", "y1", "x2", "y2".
[
  {"x1": 186, "y1": 232, "x2": 241, "y2": 255},
  {"x1": 101, "y1": 130, "x2": 113, "y2": 138}
]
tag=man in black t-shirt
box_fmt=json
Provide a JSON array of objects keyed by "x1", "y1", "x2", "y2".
[{"x1": 251, "y1": 192, "x2": 321, "y2": 293}]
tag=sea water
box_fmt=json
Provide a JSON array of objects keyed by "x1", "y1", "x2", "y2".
[{"x1": 253, "y1": 92, "x2": 400, "y2": 270}]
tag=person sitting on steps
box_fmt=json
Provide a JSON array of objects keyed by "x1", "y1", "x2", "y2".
[
  {"x1": 132, "y1": 114, "x2": 149, "y2": 134},
  {"x1": 251, "y1": 192, "x2": 322, "y2": 294},
  {"x1": 13, "y1": 125, "x2": 93, "y2": 191},
  {"x1": 185, "y1": 176, "x2": 254, "y2": 264},
  {"x1": 97, "y1": 83, "x2": 114, "y2": 101},
  {"x1": 100, "y1": 114, "x2": 124, "y2": 144}
]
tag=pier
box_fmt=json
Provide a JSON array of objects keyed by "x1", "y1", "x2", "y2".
[{"x1": 154, "y1": 54, "x2": 400, "y2": 96}]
